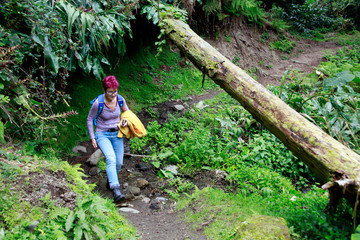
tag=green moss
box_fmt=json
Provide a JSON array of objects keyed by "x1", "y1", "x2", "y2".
[
  {"x1": 234, "y1": 215, "x2": 289, "y2": 240},
  {"x1": 308, "y1": 136, "x2": 316, "y2": 145},
  {"x1": 291, "y1": 125, "x2": 300, "y2": 132}
]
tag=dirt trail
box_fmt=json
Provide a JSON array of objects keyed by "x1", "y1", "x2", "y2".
[
  {"x1": 70, "y1": 37, "x2": 342, "y2": 239},
  {"x1": 258, "y1": 40, "x2": 342, "y2": 86}
]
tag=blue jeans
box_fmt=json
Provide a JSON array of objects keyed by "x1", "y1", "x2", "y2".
[{"x1": 95, "y1": 131, "x2": 124, "y2": 189}]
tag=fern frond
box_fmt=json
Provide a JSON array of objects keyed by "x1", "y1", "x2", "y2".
[
  {"x1": 48, "y1": 206, "x2": 71, "y2": 220},
  {"x1": 203, "y1": 0, "x2": 222, "y2": 16},
  {"x1": 229, "y1": 0, "x2": 265, "y2": 23}
]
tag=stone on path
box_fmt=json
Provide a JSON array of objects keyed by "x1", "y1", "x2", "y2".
[
  {"x1": 173, "y1": 104, "x2": 185, "y2": 111},
  {"x1": 137, "y1": 178, "x2": 149, "y2": 188},
  {"x1": 119, "y1": 207, "x2": 140, "y2": 214},
  {"x1": 129, "y1": 186, "x2": 141, "y2": 196},
  {"x1": 195, "y1": 101, "x2": 209, "y2": 110},
  {"x1": 155, "y1": 197, "x2": 168, "y2": 203},
  {"x1": 86, "y1": 149, "x2": 103, "y2": 166},
  {"x1": 72, "y1": 145, "x2": 87, "y2": 154},
  {"x1": 141, "y1": 197, "x2": 151, "y2": 204},
  {"x1": 88, "y1": 167, "x2": 101, "y2": 176}
]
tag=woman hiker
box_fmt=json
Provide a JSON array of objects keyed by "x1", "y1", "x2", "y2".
[{"x1": 87, "y1": 75, "x2": 129, "y2": 202}]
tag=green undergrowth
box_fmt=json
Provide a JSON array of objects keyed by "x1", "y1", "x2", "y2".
[
  {"x1": 131, "y1": 92, "x2": 316, "y2": 189},
  {"x1": 329, "y1": 30, "x2": 360, "y2": 45},
  {"x1": 0, "y1": 147, "x2": 137, "y2": 239}
]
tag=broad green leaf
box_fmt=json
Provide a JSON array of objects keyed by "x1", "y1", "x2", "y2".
[
  {"x1": 83, "y1": 231, "x2": 91, "y2": 240},
  {"x1": 67, "y1": 4, "x2": 80, "y2": 37},
  {"x1": 77, "y1": 209, "x2": 86, "y2": 221},
  {"x1": 324, "y1": 71, "x2": 355, "y2": 89},
  {"x1": 117, "y1": 37, "x2": 126, "y2": 55},
  {"x1": 147, "y1": 8, "x2": 157, "y2": 22},
  {"x1": 352, "y1": 233, "x2": 360, "y2": 240},
  {"x1": 355, "y1": 224, "x2": 360, "y2": 233},
  {"x1": 81, "y1": 44, "x2": 90, "y2": 57},
  {"x1": 17, "y1": 95, "x2": 30, "y2": 109},
  {"x1": 74, "y1": 225, "x2": 83, "y2": 240},
  {"x1": 91, "y1": 1, "x2": 102, "y2": 13},
  {"x1": 159, "y1": 169, "x2": 174, "y2": 179},
  {"x1": 44, "y1": 36, "x2": 59, "y2": 74},
  {"x1": 100, "y1": 56, "x2": 110, "y2": 65},
  {"x1": 0, "y1": 121, "x2": 5, "y2": 144},
  {"x1": 67, "y1": 54, "x2": 77, "y2": 72},
  {"x1": 152, "y1": 14, "x2": 159, "y2": 25},
  {"x1": 30, "y1": 99, "x2": 41, "y2": 105},
  {"x1": 151, "y1": 161, "x2": 161, "y2": 168},
  {"x1": 91, "y1": 224, "x2": 106, "y2": 240},
  {"x1": 81, "y1": 13, "x2": 87, "y2": 43},
  {"x1": 81, "y1": 221, "x2": 91, "y2": 231},
  {"x1": 158, "y1": 151, "x2": 173, "y2": 159},
  {"x1": 141, "y1": 5, "x2": 152, "y2": 15},
  {"x1": 92, "y1": 58, "x2": 104, "y2": 80},
  {"x1": 85, "y1": 14, "x2": 95, "y2": 35},
  {"x1": 32, "y1": 34, "x2": 43, "y2": 47},
  {"x1": 65, "y1": 211, "x2": 75, "y2": 232},
  {"x1": 74, "y1": 50, "x2": 82, "y2": 61},
  {"x1": 81, "y1": 199, "x2": 93, "y2": 210},
  {"x1": 84, "y1": 55, "x2": 92, "y2": 74},
  {"x1": 353, "y1": 72, "x2": 360, "y2": 83}
]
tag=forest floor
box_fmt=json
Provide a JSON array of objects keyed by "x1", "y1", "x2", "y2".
[{"x1": 64, "y1": 34, "x2": 344, "y2": 239}]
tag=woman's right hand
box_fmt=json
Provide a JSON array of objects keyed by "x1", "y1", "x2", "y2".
[{"x1": 91, "y1": 139, "x2": 98, "y2": 149}]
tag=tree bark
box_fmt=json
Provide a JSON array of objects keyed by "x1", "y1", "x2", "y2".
[{"x1": 162, "y1": 17, "x2": 360, "y2": 211}]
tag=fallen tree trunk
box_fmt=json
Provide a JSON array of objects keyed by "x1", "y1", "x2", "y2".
[{"x1": 162, "y1": 17, "x2": 360, "y2": 212}]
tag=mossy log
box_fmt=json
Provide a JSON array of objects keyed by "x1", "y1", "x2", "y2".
[{"x1": 162, "y1": 17, "x2": 360, "y2": 211}]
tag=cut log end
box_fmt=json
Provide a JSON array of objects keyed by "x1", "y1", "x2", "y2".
[{"x1": 322, "y1": 179, "x2": 360, "y2": 214}]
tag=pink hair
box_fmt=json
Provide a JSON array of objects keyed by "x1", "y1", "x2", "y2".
[{"x1": 102, "y1": 75, "x2": 119, "y2": 90}]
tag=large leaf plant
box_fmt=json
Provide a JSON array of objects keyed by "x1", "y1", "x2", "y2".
[{"x1": 0, "y1": 0, "x2": 135, "y2": 146}]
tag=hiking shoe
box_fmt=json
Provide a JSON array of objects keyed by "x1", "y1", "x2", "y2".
[{"x1": 113, "y1": 187, "x2": 125, "y2": 202}]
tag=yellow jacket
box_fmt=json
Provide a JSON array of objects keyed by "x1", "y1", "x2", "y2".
[{"x1": 117, "y1": 110, "x2": 147, "y2": 139}]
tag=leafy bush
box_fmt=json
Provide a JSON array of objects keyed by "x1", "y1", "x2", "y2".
[
  {"x1": 226, "y1": 160, "x2": 295, "y2": 196},
  {"x1": 271, "y1": 2, "x2": 348, "y2": 35},
  {"x1": 0, "y1": 0, "x2": 134, "y2": 146},
  {"x1": 233, "y1": 131, "x2": 316, "y2": 188}
]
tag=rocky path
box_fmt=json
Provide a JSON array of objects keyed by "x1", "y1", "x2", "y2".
[{"x1": 71, "y1": 140, "x2": 209, "y2": 240}]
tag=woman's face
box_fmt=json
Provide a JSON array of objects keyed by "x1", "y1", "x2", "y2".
[{"x1": 105, "y1": 88, "x2": 117, "y2": 100}]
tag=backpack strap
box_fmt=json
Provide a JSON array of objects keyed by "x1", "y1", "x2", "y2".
[
  {"x1": 117, "y1": 94, "x2": 124, "y2": 108},
  {"x1": 91, "y1": 94, "x2": 124, "y2": 126},
  {"x1": 91, "y1": 94, "x2": 105, "y2": 126}
]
